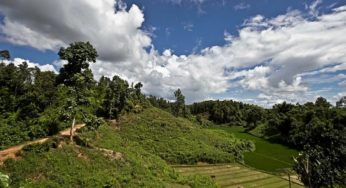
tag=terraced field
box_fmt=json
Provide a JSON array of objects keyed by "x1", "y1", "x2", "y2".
[{"x1": 173, "y1": 164, "x2": 304, "y2": 188}]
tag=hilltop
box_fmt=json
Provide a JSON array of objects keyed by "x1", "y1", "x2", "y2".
[{"x1": 0, "y1": 107, "x2": 254, "y2": 187}]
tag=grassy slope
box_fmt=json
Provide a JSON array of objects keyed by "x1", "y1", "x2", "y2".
[
  {"x1": 209, "y1": 126, "x2": 299, "y2": 172},
  {"x1": 0, "y1": 108, "x2": 253, "y2": 187},
  {"x1": 111, "y1": 108, "x2": 254, "y2": 164},
  {"x1": 1, "y1": 139, "x2": 196, "y2": 187}
]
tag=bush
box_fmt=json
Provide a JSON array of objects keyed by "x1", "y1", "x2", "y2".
[
  {"x1": 21, "y1": 139, "x2": 59, "y2": 155},
  {"x1": 83, "y1": 114, "x2": 106, "y2": 130}
]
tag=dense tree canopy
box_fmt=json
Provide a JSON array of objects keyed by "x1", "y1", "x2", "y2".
[
  {"x1": 56, "y1": 41, "x2": 98, "y2": 86},
  {"x1": 188, "y1": 97, "x2": 346, "y2": 187},
  {"x1": 0, "y1": 42, "x2": 148, "y2": 148}
]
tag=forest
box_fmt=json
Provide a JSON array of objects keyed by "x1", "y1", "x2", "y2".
[{"x1": 0, "y1": 42, "x2": 345, "y2": 187}]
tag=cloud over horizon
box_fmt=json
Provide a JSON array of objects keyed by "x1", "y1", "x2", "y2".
[{"x1": 0, "y1": 0, "x2": 345, "y2": 106}]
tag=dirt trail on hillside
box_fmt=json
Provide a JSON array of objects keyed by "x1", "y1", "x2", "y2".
[{"x1": 0, "y1": 124, "x2": 85, "y2": 165}]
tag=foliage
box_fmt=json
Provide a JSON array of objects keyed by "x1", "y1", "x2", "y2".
[
  {"x1": 113, "y1": 108, "x2": 254, "y2": 164},
  {"x1": 190, "y1": 96, "x2": 346, "y2": 187},
  {"x1": 1, "y1": 43, "x2": 345, "y2": 187},
  {"x1": 56, "y1": 41, "x2": 98, "y2": 86},
  {"x1": 97, "y1": 75, "x2": 148, "y2": 119},
  {"x1": 0, "y1": 62, "x2": 61, "y2": 149},
  {"x1": 265, "y1": 98, "x2": 346, "y2": 187},
  {"x1": 147, "y1": 95, "x2": 172, "y2": 112},
  {"x1": 189, "y1": 100, "x2": 259, "y2": 126},
  {"x1": 0, "y1": 43, "x2": 148, "y2": 149},
  {"x1": 0, "y1": 111, "x2": 230, "y2": 187},
  {"x1": 0, "y1": 50, "x2": 10, "y2": 61},
  {"x1": 83, "y1": 114, "x2": 106, "y2": 130},
  {"x1": 172, "y1": 88, "x2": 187, "y2": 117},
  {"x1": 101, "y1": 75, "x2": 129, "y2": 119},
  {"x1": 21, "y1": 139, "x2": 59, "y2": 155}
]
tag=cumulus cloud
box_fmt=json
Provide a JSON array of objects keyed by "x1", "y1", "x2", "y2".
[
  {"x1": 0, "y1": 0, "x2": 346, "y2": 105},
  {"x1": 0, "y1": 0, "x2": 151, "y2": 63},
  {"x1": 2, "y1": 58, "x2": 57, "y2": 73}
]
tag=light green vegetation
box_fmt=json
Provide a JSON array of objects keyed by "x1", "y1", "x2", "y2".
[
  {"x1": 0, "y1": 128, "x2": 213, "y2": 187},
  {"x1": 174, "y1": 164, "x2": 304, "y2": 188},
  {"x1": 209, "y1": 126, "x2": 299, "y2": 173},
  {"x1": 0, "y1": 108, "x2": 254, "y2": 187},
  {"x1": 83, "y1": 107, "x2": 254, "y2": 164}
]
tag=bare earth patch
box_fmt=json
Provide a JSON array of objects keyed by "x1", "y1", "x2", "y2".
[{"x1": 0, "y1": 124, "x2": 85, "y2": 165}]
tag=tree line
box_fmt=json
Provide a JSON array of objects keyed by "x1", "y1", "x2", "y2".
[
  {"x1": 0, "y1": 42, "x2": 150, "y2": 148},
  {"x1": 148, "y1": 86, "x2": 346, "y2": 187},
  {"x1": 1, "y1": 42, "x2": 345, "y2": 187},
  {"x1": 185, "y1": 97, "x2": 346, "y2": 187}
]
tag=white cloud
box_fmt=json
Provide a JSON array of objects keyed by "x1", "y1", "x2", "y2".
[
  {"x1": 307, "y1": 0, "x2": 323, "y2": 17},
  {"x1": 234, "y1": 2, "x2": 250, "y2": 11},
  {"x1": 3, "y1": 58, "x2": 57, "y2": 73},
  {"x1": 167, "y1": 0, "x2": 205, "y2": 5},
  {"x1": 183, "y1": 23, "x2": 194, "y2": 32},
  {"x1": 339, "y1": 80, "x2": 346, "y2": 86},
  {"x1": 303, "y1": 73, "x2": 346, "y2": 85},
  {"x1": 0, "y1": 0, "x2": 346, "y2": 106},
  {"x1": 0, "y1": 0, "x2": 151, "y2": 63},
  {"x1": 331, "y1": 92, "x2": 346, "y2": 105}
]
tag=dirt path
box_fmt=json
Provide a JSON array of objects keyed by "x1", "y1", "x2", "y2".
[{"x1": 0, "y1": 124, "x2": 85, "y2": 165}]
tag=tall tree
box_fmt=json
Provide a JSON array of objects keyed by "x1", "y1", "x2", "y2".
[
  {"x1": 134, "y1": 82, "x2": 143, "y2": 97},
  {"x1": 103, "y1": 75, "x2": 129, "y2": 119},
  {"x1": 244, "y1": 107, "x2": 264, "y2": 130},
  {"x1": 56, "y1": 41, "x2": 98, "y2": 86},
  {"x1": 173, "y1": 89, "x2": 185, "y2": 117},
  {"x1": 56, "y1": 41, "x2": 98, "y2": 141}
]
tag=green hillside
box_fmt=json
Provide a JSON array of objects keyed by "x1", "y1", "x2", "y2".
[{"x1": 0, "y1": 108, "x2": 254, "y2": 187}]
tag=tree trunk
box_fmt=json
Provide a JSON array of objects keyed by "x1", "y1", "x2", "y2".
[{"x1": 70, "y1": 116, "x2": 76, "y2": 142}]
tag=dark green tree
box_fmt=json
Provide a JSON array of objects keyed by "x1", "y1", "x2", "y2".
[
  {"x1": 134, "y1": 82, "x2": 143, "y2": 97},
  {"x1": 0, "y1": 50, "x2": 10, "y2": 61},
  {"x1": 56, "y1": 42, "x2": 98, "y2": 141},
  {"x1": 102, "y1": 75, "x2": 129, "y2": 119},
  {"x1": 173, "y1": 89, "x2": 185, "y2": 117},
  {"x1": 244, "y1": 107, "x2": 264, "y2": 131},
  {"x1": 315, "y1": 97, "x2": 331, "y2": 108},
  {"x1": 56, "y1": 41, "x2": 98, "y2": 86}
]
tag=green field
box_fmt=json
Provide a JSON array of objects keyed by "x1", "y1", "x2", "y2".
[
  {"x1": 209, "y1": 126, "x2": 299, "y2": 172},
  {"x1": 174, "y1": 164, "x2": 303, "y2": 188}
]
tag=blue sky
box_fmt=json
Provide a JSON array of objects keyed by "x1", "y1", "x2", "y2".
[
  {"x1": 0, "y1": 0, "x2": 346, "y2": 106},
  {"x1": 133, "y1": 0, "x2": 327, "y2": 54}
]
